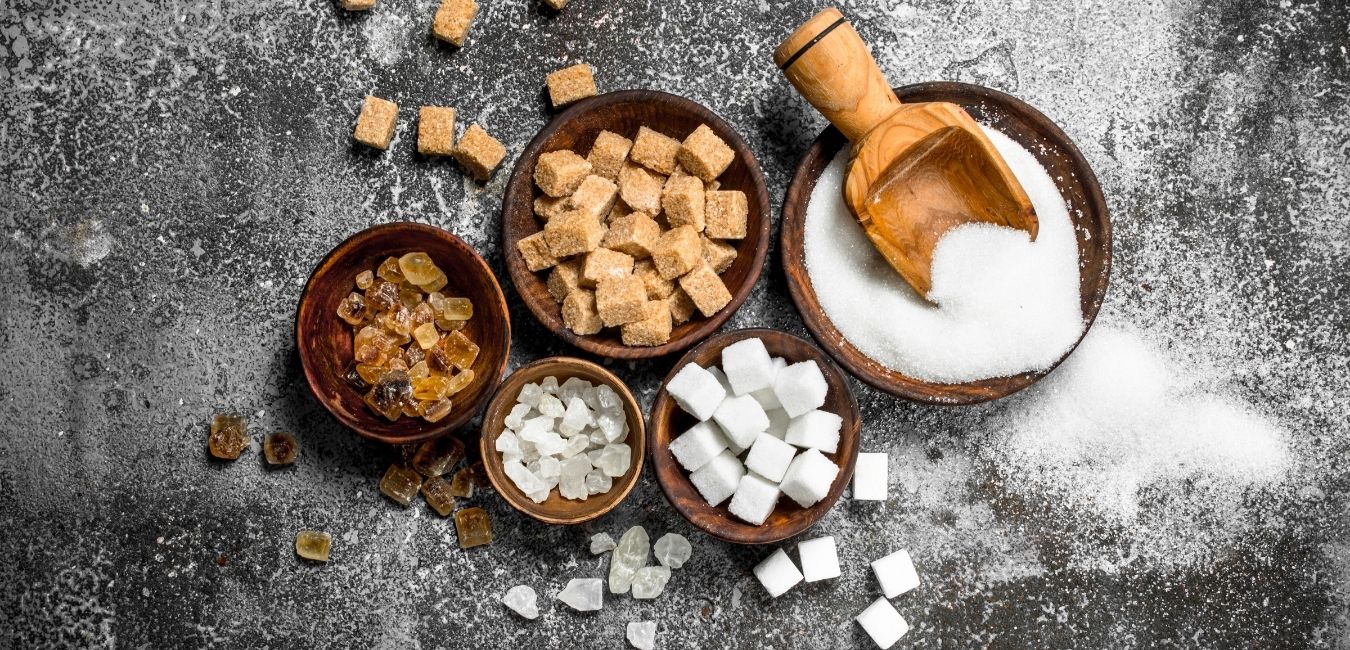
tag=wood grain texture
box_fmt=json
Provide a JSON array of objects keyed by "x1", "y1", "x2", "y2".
[
  {"x1": 780, "y1": 82, "x2": 1113, "y2": 405},
  {"x1": 501, "y1": 90, "x2": 772, "y2": 360},
  {"x1": 648, "y1": 329, "x2": 860, "y2": 545},
  {"x1": 295, "y1": 222, "x2": 511, "y2": 444},
  {"x1": 478, "y1": 356, "x2": 645, "y2": 525}
]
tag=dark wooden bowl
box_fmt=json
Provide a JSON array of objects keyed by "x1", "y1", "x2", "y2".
[
  {"x1": 479, "y1": 356, "x2": 645, "y2": 525},
  {"x1": 296, "y1": 222, "x2": 511, "y2": 444},
  {"x1": 502, "y1": 90, "x2": 772, "y2": 359},
  {"x1": 781, "y1": 82, "x2": 1112, "y2": 405},
  {"x1": 648, "y1": 329, "x2": 860, "y2": 544}
]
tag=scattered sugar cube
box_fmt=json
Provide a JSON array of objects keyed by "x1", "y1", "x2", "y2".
[
  {"x1": 630, "y1": 126, "x2": 681, "y2": 175},
  {"x1": 712, "y1": 394, "x2": 770, "y2": 450},
  {"x1": 452, "y1": 123, "x2": 506, "y2": 181},
  {"x1": 666, "y1": 363, "x2": 727, "y2": 421},
  {"x1": 431, "y1": 0, "x2": 478, "y2": 47},
  {"x1": 546, "y1": 63, "x2": 597, "y2": 109},
  {"x1": 721, "y1": 337, "x2": 775, "y2": 396},
  {"x1": 853, "y1": 452, "x2": 889, "y2": 501},
  {"x1": 728, "y1": 472, "x2": 780, "y2": 525},
  {"x1": 871, "y1": 549, "x2": 920, "y2": 598},
  {"x1": 669, "y1": 421, "x2": 729, "y2": 471},
  {"x1": 502, "y1": 585, "x2": 539, "y2": 620},
  {"x1": 750, "y1": 357, "x2": 787, "y2": 410},
  {"x1": 587, "y1": 130, "x2": 633, "y2": 181},
  {"x1": 753, "y1": 548, "x2": 803, "y2": 598},
  {"x1": 416, "y1": 105, "x2": 456, "y2": 156},
  {"x1": 353, "y1": 95, "x2": 397, "y2": 151},
  {"x1": 784, "y1": 409, "x2": 843, "y2": 454},
  {"x1": 689, "y1": 450, "x2": 744, "y2": 506},
  {"x1": 627, "y1": 621, "x2": 657, "y2": 650},
  {"x1": 744, "y1": 433, "x2": 798, "y2": 483},
  {"x1": 536, "y1": 149, "x2": 592, "y2": 197},
  {"x1": 558, "y1": 578, "x2": 604, "y2": 611},
  {"x1": 677, "y1": 124, "x2": 734, "y2": 182},
  {"x1": 542, "y1": 0, "x2": 570, "y2": 9},
  {"x1": 797, "y1": 536, "x2": 840, "y2": 582},
  {"x1": 677, "y1": 264, "x2": 732, "y2": 316},
  {"x1": 765, "y1": 408, "x2": 790, "y2": 439},
  {"x1": 856, "y1": 598, "x2": 909, "y2": 649},
  {"x1": 779, "y1": 448, "x2": 840, "y2": 508},
  {"x1": 338, "y1": 0, "x2": 376, "y2": 11},
  {"x1": 772, "y1": 360, "x2": 828, "y2": 418}
]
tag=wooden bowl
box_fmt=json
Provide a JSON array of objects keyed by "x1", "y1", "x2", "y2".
[
  {"x1": 296, "y1": 222, "x2": 511, "y2": 444},
  {"x1": 649, "y1": 328, "x2": 860, "y2": 544},
  {"x1": 479, "y1": 356, "x2": 645, "y2": 525},
  {"x1": 502, "y1": 90, "x2": 773, "y2": 359},
  {"x1": 780, "y1": 82, "x2": 1112, "y2": 405}
]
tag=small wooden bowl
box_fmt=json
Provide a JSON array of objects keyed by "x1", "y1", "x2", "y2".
[
  {"x1": 649, "y1": 329, "x2": 860, "y2": 544},
  {"x1": 502, "y1": 90, "x2": 773, "y2": 359},
  {"x1": 295, "y1": 222, "x2": 511, "y2": 445},
  {"x1": 781, "y1": 82, "x2": 1112, "y2": 405},
  {"x1": 479, "y1": 356, "x2": 646, "y2": 525}
]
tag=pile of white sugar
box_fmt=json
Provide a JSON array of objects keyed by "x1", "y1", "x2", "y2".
[{"x1": 803, "y1": 126, "x2": 1085, "y2": 383}]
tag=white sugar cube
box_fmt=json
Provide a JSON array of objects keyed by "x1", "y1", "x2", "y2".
[
  {"x1": 689, "y1": 450, "x2": 745, "y2": 506},
  {"x1": 712, "y1": 395, "x2": 770, "y2": 450},
  {"x1": 721, "y1": 337, "x2": 775, "y2": 395},
  {"x1": 728, "y1": 472, "x2": 780, "y2": 525},
  {"x1": 779, "y1": 448, "x2": 840, "y2": 508},
  {"x1": 667, "y1": 364, "x2": 727, "y2": 421},
  {"x1": 752, "y1": 548, "x2": 803, "y2": 598},
  {"x1": 750, "y1": 357, "x2": 787, "y2": 411},
  {"x1": 797, "y1": 535, "x2": 840, "y2": 582},
  {"x1": 871, "y1": 549, "x2": 920, "y2": 598},
  {"x1": 669, "y1": 421, "x2": 729, "y2": 472},
  {"x1": 744, "y1": 433, "x2": 798, "y2": 483},
  {"x1": 765, "y1": 408, "x2": 790, "y2": 439},
  {"x1": 559, "y1": 397, "x2": 594, "y2": 435},
  {"x1": 784, "y1": 409, "x2": 843, "y2": 453},
  {"x1": 853, "y1": 453, "x2": 888, "y2": 501},
  {"x1": 772, "y1": 360, "x2": 828, "y2": 418},
  {"x1": 856, "y1": 598, "x2": 909, "y2": 648},
  {"x1": 706, "y1": 366, "x2": 733, "y2": 394}
]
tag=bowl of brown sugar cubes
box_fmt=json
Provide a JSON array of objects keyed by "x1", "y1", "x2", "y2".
[
  {"x1": 296, "y1": 222, "x2": 512, "y2": 444},
  {"x1": 502, "y1": 89, "x2": 772, "y2": 359}
]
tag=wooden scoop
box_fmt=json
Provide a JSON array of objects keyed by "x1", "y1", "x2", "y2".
[{"x1": 774, "y1": 7, "x2": 1038, "y2": 298}]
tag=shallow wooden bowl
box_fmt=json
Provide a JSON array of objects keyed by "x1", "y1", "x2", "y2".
[
  {"x1": 479, "y1": 357, "x2": 645, "y2": 525},
  {"x1": 502, "y1": 90, "x2": 773, "y2": 359},
  {"x1": 296, "y1": 222, "x2": 511, "y2": 445},
  {"x1": 781, "y1": 82, "x2": 1112, "y2": 405},
  {"x1": 649, "y1": 328, "x2": 860, "y2": 544}
]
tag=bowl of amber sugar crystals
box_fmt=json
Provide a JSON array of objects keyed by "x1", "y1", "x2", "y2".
[{"x1": 297, "y1": 222, "x2": 511, "y2": 444}]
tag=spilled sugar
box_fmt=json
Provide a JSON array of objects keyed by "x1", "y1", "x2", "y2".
[{"x1": 803, "y1": 126, "x2": 1084, "y2": 383}]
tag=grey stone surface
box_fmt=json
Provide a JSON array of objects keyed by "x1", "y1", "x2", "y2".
[{"x1": 1, "y1": 0, "x2": 1348, "y2": 647}]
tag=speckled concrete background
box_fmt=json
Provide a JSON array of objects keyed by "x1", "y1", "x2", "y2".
[{"x1": 2, "y1": 0, "x2": 1348, "y2": 647}]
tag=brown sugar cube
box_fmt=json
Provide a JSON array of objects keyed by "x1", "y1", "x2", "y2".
[
  {"x1": 607, "y1": 199, "x2": 633, "y2": 224},
  {"x1": 432, "y1": 0, "x2": 478, "y2": 47},
  {"x1": 546, "y1": 63, "x2": 597, "y2": 109},
  {"x1": 629, "y1": 126, "x2": 681, "y2": 175},
  {"x1": 595, "y1": 276, "x2": 647, "y2": 327},
  {"x1": 543, "y1": 209, "x2": 606, "y2": 257},
  {"x1": 602, "y1": 212, "x2": 660, "y2": 259},
  {"x1": 677, "y1": 124, "x2": 735, "y2": 182},
  {"x1": 634, "y1": 258, "x2": 674, "y2": 299},
  {"x1": 678, "y1": 264, "x2": 733, "y2": 317},
  {"x1": 534, "y1": 195, "x2": 569, "y2": 222},
  {"x1": 667, "y1": 288, "x2": 696, "y2": 324},
  {"x1": 621, "y1": 300, "x2": 672, "y2": 347},
  {"x1": 662, "y1": 174, "x2": 706, "y2": 231},
  {"x1": 535, "y1": 150, "x2": 592, "y2": 197},
  {"x1": 516, "y1": 231, "x2": 559, "y2": 272},
  {"x1": 702, "y1": 236, "x2": 737, "y2": 274},
  {"x1": 580, "y1": 248, "x2": 634, "y2": 288},
  {"x1": 566, "y1": 175, "x2": 619, "y2": 218},
  {"x1": 339, "y1": 0, "x2": 377, "y2": 11},
  {"x1": 650, "y1": 225, "x2": 703, "y2": 280},
  {"x1": 547, "y1": 258, "x2": 582, "y2": 303},
  {"x1": 452, "y1": 124, "x2": 506, "y2": 181},
  {"x1": 618, "y1": 162, "x2": 664, "y2": 215},
  {"x1": 587, "y1": 130, "x2": 633, "y2": 181},
  {"x1": 353, "y1": 95, "x2": 398, "y2": 150},
  {"x1": 562, "y1": 289, "x2": 604, "y2": 335},
  {"x1": 542, "y1": 0, "x2": 570, "y2": 9},
  {"x1": 705, "y1": 190, "x2": 749, "y2": 240},
  {"x1": 417, "y1": 106, "x2": 456, "y2": 156}
]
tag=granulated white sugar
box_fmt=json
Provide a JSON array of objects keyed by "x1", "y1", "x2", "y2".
[{"x1": 803, "y1": 126, "x2": 1085, "y2": 383}]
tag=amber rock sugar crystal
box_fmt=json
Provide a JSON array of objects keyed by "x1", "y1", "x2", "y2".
[
  {"x1": 209, "y1": 413, "x2": 249, "y2": 460},
  {"x1": 264, "y1": 431, "x2": 300, "y2": 465},
  {"x1": 380, "y1": 464, "x2": 424, "y2": 506},
  {"x1": 421, "y1": 476, "x2": 457, "y2": 517},
  {"x1": 295, "y1": 530, "x2": 332, "y2": 562},
  {"x1": 411, "y1": 436, "x2": 466, "y2": 477},
  {"x1": 455, "y1": 507, "x2": 493, "y2": 548}
]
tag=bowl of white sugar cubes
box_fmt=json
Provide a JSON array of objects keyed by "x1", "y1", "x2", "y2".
[
  {"x1": 649, "y1": 329, "x2": 860, "y2": 543},
  {"x1": 480, "y1": 356, "x2": 646, "y2": 525}
]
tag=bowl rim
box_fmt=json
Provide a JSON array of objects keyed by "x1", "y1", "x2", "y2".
[
  {"x1": 477, "y1": 355, "x2": 646, "y2": 525},
  {"x1": 780, "y1": 81, "x2": 1113, "y2": 405},
  {"x1": 501, "y1": 88, "x2": 773, "y2": 360},
  {"x1": 647, "y1": 327, "x2": 861, "y2": 544},
  {"x1": 294, "y1": 221, "x2": 512, "y2": 444}
]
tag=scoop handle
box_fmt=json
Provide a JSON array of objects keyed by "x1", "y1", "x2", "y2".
[{"x1": 774, "y1": 7, "x2": 903, "y2": 143}]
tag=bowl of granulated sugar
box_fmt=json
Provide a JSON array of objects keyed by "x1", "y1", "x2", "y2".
[{"x1": 780, "y1": 82, "x2": 1111, "y2": 405}]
